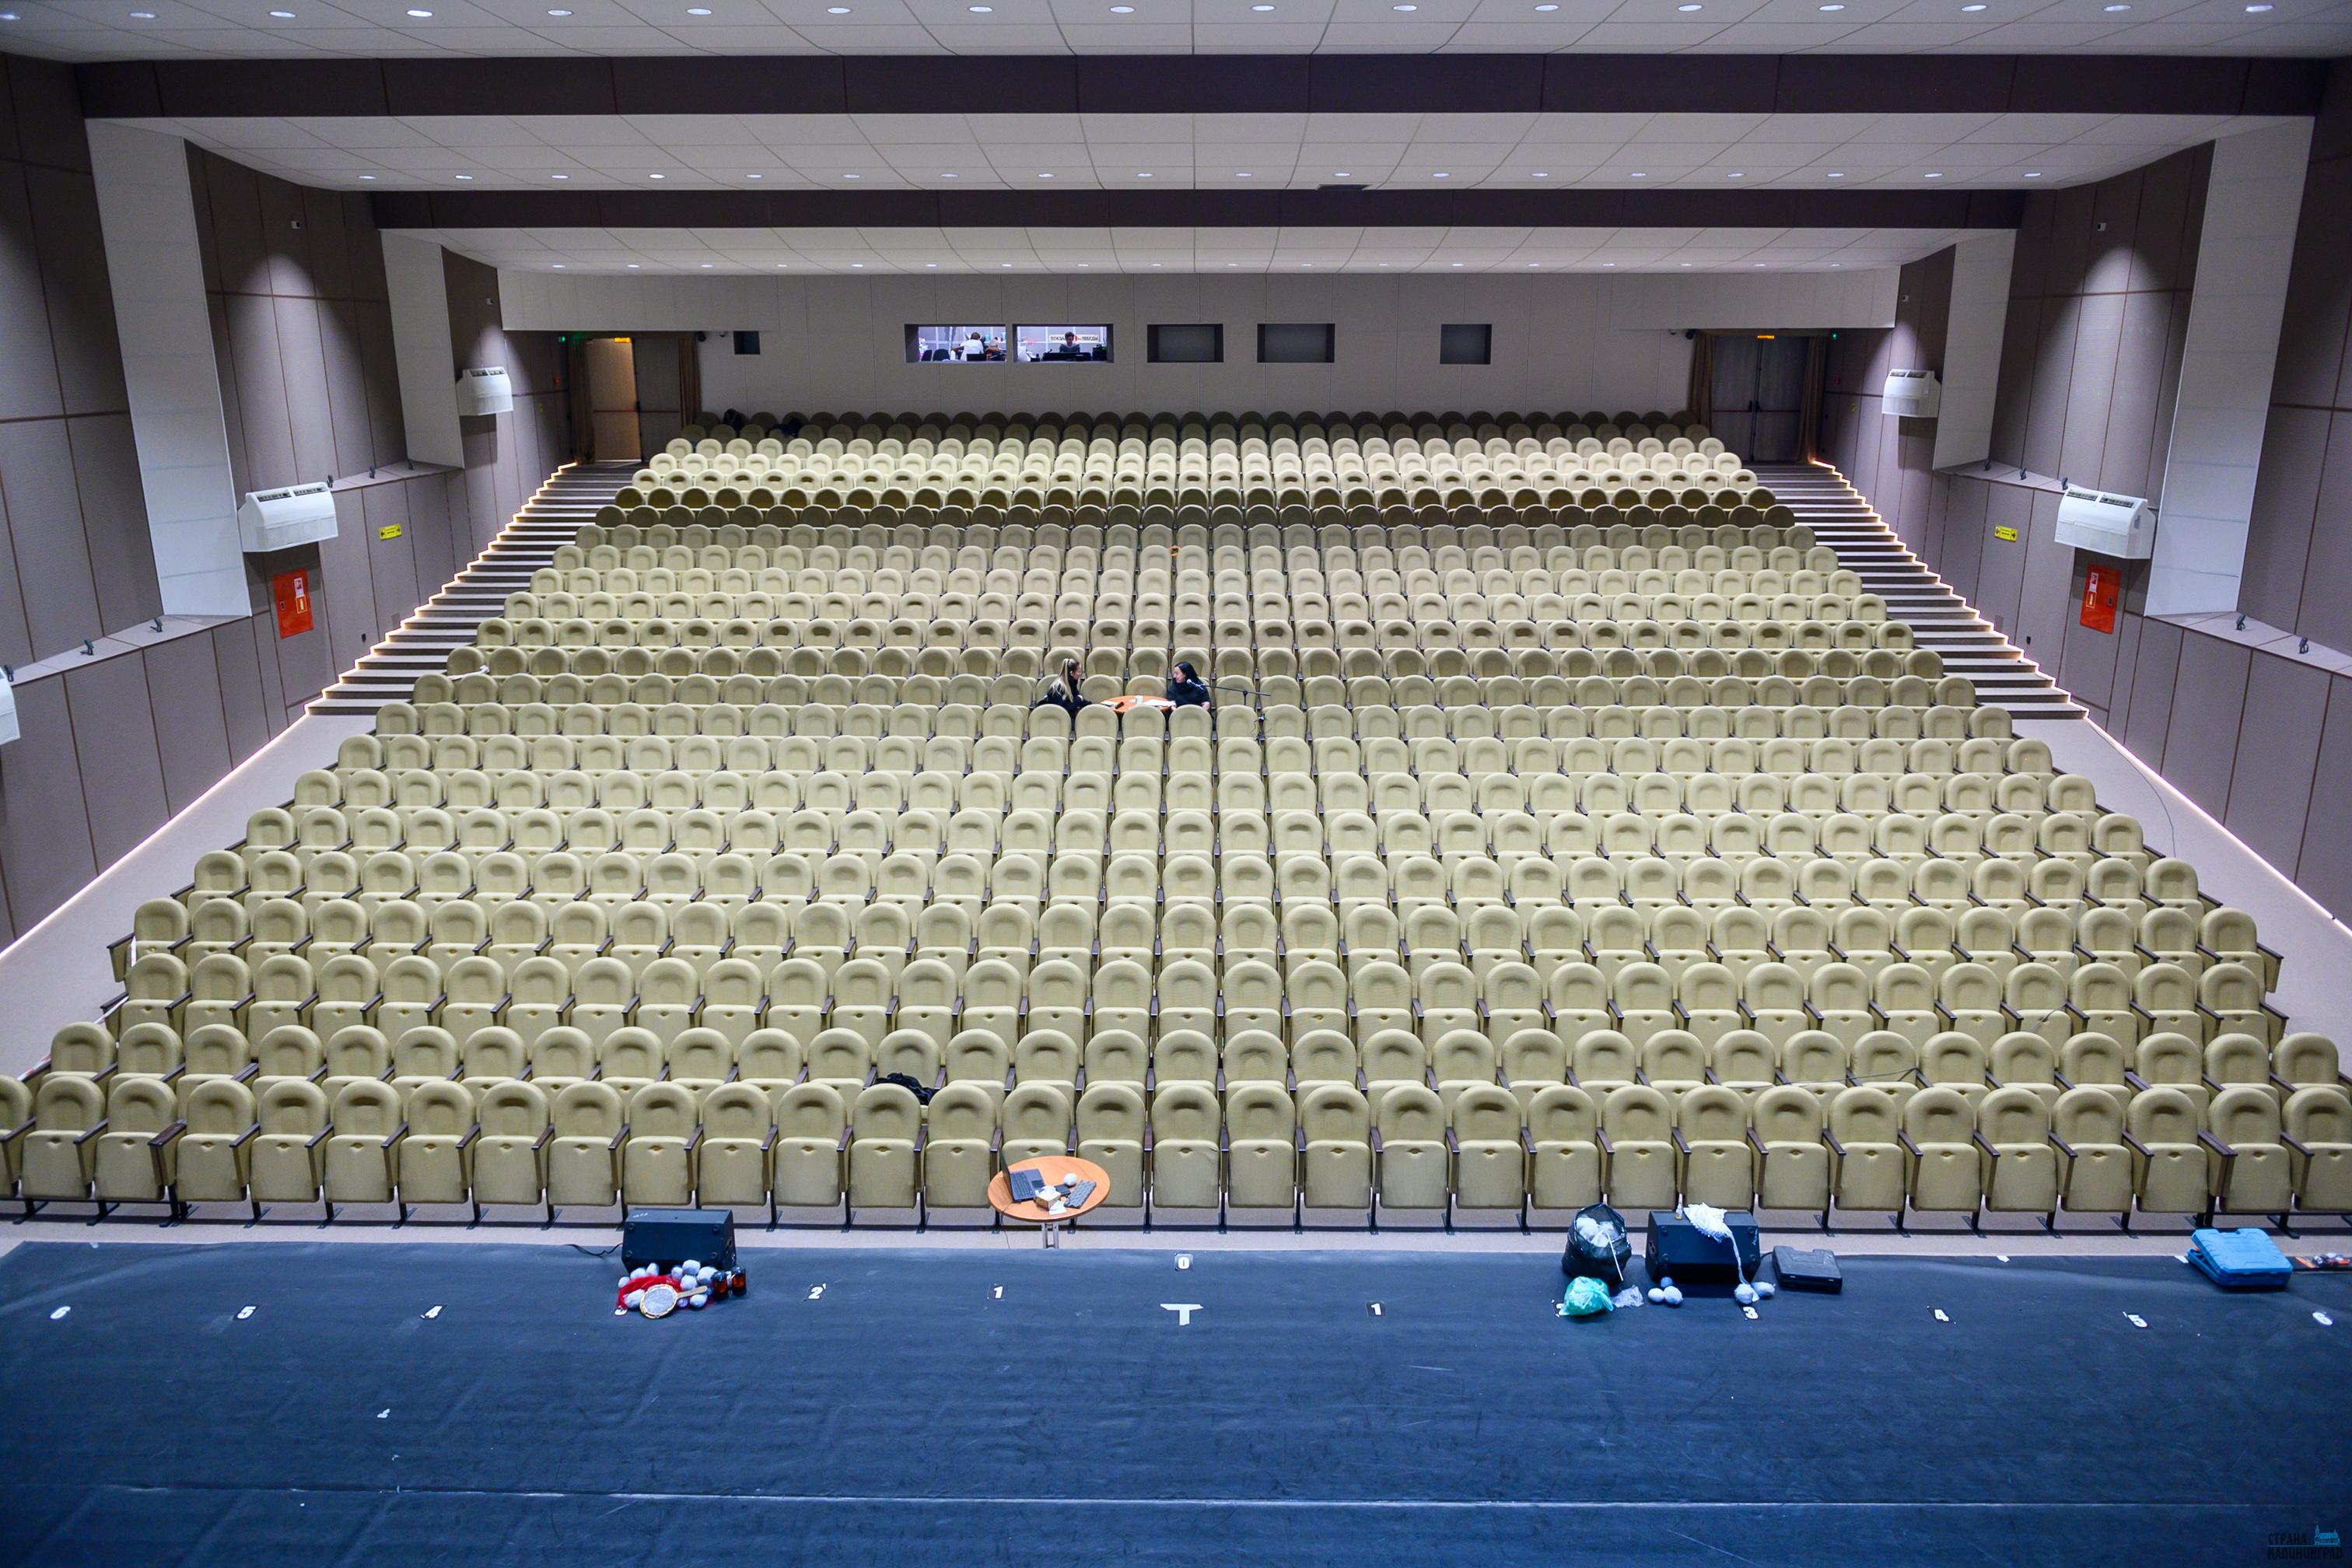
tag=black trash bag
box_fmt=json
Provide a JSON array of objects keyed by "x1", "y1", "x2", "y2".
[
  {"x1": 722, "y1": 408, "x2": 749, "y2": 430},
  {"x1": 1561, "y1": 1202, "x2": 1633, "y2": 1283}
]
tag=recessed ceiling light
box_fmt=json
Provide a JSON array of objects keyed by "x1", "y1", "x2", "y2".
[
  {"x1": 746, "y1": 173, "x2": 761, "y2": 179},
  {"x1": 1111, "y1": 3, "x2": 1132, "y2": 9},
  {"x1": 627, "y1": 263, "x2": 639, "y2": 268},
  {"x1": 649, "y1": 173, "x2": 666, "y2": 179},
  {"x1": 777, "y1": 262, "x2": 789, "y2": 268},
  {"x1": 1676, "y1": 3, "x2": 1700, "y2": 10},
  {"x1": 359, "y1": 173, "x2": 377, "y2": 180},
  {"x1": 1037, "y1": 172, "x2": 1052, "y2": 178},
  {"x1": 1818, "y1": 2, "x2": 1842, "y2": 8},
  {"x1": 269, "y1": 9, "x2": 296, "y2": 16},
  {"x1": 1680, "y1": 261, "x2": 1692, "y2": 268},
  {"x1": 1754, "y1": 262, "x2": 1767, "y2": 267},
  {"x1": 925, "y1": 261, "x2": 936, "y2": 268},
  {"x1": 1727, "y1": 171, "x2": 1744, "y2": 178},
  {"x1": 1137, "y1": 171, "x2": 1152, "y2": 177},
  {"x1": 546, "y1": 6, "x2": 570, "y2": 12},
  {"x1": 551, "y1": 173, "x2": 569, "y2": 180},
  {"x1": 851, "y1": 262, "x2": 863, "y2": 268},
  {"x1": 686, "y1": 5, "x2": 710, "y2": 12},
  {"x1": 405, "y1": 7, "x2": 430, "y2": 14},
  {"x1": 1602, "y1": 261, "x2": 1615, "y2": 267},
  {"x1": 942, "y1": 172, "x2": 957, "y2": 178},
  {"x1": 968, "y1": 3, "x2": 990, "y2": 9},
  {"x1": 1527, "y1": 261, "x2": 1539, "y2": 268},
  {"x1": 1392, "y1": 3, "x2": 1415, "y2": 9},
  {"x1": 700, "y1": 262, "x2": 713, "y2": 268},
  {"x1": 130, "y1": 8, "x2": 155, "y2": 15},
  {"x1": 551, "y1": 264, "x2": 565, "y2": 269},
  {"x1": 842, "y1": 173, "x2": 858, "y2": 179},
  {"x1": 1532, "y1": 171, "x2": 1549, "y2": 178},
  {"x1": 1830, "y1": 262, "x2": 1842, "y2": 268},
  {"x1": 1535, "y1": 2, "x2": 1557, "y2": 9},
  {"x1": 2102, "y1": 3, "x2": 2126, "y2": 10},
  {"x1": 1151, "y1": 261, "x2": 1160, "y2": 266},
  {"x1": 1629, "y1": 171, "x2": 1647, "y2": 178},
  {"x1": 1924, "y1": 170, "x2": 1943, "y2": 179},
  {"x1": 2024, "y1": 170, "x2": 2042, "y2": 178},
  {"x1": 1825, "y1": 170, "x2": 1844, "y2": 178},
  {"x1": 455, "y1": 173, "x2": 474, "y2": 180},
  {"x1": 1451, "y1": 261, "x2": 1464, "y2": 267},
  {"x1": 1251, "y1": 4, "x2": 1273, "y2": 10},
  {"x1": 1962, "y1": 2, "x2": 1984, "y2": 8},
  {"x1": 0, "y1": 11, "x2": 20, "y2": 18},
  {"x1": 1237, "y1": 170, "x2": 1251, "y2": 177},
  {"x1": 2245, "y1": 2, "x2": 2271, "y2": 9},
  {"x1": 828, "y1": 3, "x2": 848, "y2": 9}
]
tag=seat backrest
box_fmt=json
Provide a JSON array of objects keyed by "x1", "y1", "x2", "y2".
[{"x1": 331, "y1": 1078, "x2": 403, "y2": 1139}]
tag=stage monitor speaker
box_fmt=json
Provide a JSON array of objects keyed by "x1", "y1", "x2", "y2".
[
  {"x1": 623, "y1": 1208, "x2": 736, "y2": 1271},
  {"x1": 1644, "y1": 1210, "x2": 1762, "y2": 1290}
]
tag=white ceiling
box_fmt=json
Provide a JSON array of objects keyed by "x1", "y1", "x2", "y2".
[
  {"x1": 405, "y1": 219, "x2": 1970, "y2": 269},
  {"x1": 135, "y1": 108, "x2": 2273, "y2": 189},
  {"x1": 6, "y1": 0, "x2": 2350, "y2": 60}
]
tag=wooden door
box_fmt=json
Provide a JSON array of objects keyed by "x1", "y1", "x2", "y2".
[{"x1": 585, "y1": 337, "x2": 641, "y2": 462}]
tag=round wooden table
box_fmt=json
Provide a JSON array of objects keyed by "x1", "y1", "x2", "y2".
[{"x1": 986, "y1": 1156, "x2": 1111, "y2": 1247}]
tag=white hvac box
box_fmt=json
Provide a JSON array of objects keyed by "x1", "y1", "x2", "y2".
[
  {"x1": 457, "y1": 366, "x2": 514, "y2": 416},
  {"x1": 237, "y1": 481, "x2": 339, "y2": 553},
  {"x1": 0, "y1": 673, "x2": 17, "y2": 747},
  {"x1": 1883, "y1": 369, "x2": 1941, "y2": 419},
  {"x1": 2054, "y1": 485, "x2": 2154, "y2": 559}
]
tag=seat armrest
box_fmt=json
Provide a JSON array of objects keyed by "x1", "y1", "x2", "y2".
[
  {"x1": 72, "y1": 1118, "x2": 111, "y2": 1146},
  {"x1": 1896, "y1": 1129, "x2": 1922, "y2": 1159},
  {"x1": 1593, "y1": 1128, "x2": 1614, "y2": 1155},
  {"x1": 305, "y1": 1125, "x2": 334, "y2": 1150},
  {"x1": 149, "y1": 1118, "x2": 188, "y2": 1149},
  {"x1": 2280, "y1": 1132, "x2": 2314, "y2": 1159},
  {"x1": 2124, "y1": 1069, "x2": 2153, "y2": 1094},
  {"x1": 1969, "y1": 1129, "x2": 2000, "y2": 1160},
  {"x1": 2120, "y1": 1129, "x2": 2151, "y2": 1160},
  {"x1": 227, "y1": 1125, "x2": 261, "y2": 1149},
  {"x1": 531, "y1": 1125, "x2": 555, "y2": 1151},
  {"x1": 2196, "y1": 1128, "x2": 2235, "y2": 1159},
  {"x1": 1822, "y1": 1129, "x2": 1848, "y2": 1157},
  {"x1": 607, "y1": 1122, "x2": 630, "y2": 1152},
  {"x1": 1745, "y1": 1126, "x2": 1769, "y2": 1158},
  {"x1": 1670, "y1": 1127, "x2": 1690, "y2": 1156},
  {"x1": 380, "y1": 1121, "x2": 409, "y2": 1150},
  {"x1": 2048, "y1": 1130, "x2": 2077, "y2": 1160},
  {"x1": 456, "y1": 1125, "x2": 482, "y2": 1151}
]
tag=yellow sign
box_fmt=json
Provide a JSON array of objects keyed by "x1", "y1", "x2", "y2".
[
  {"x1": 1993, "y1": 525, "x2": 2018, "y2": 542},
  {"x1": 378, "y1": 523, "x2": 404, "y2": 541}
]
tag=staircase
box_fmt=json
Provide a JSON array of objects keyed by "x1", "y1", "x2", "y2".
[
  {"x1": 311, "y1": 460, "x2": 634, "y2": 716},
  {"x1": 1755, "y1": 461, "x2": 2084, "y2": 721}
]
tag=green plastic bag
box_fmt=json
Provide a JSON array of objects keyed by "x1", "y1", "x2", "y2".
[{"x1": 1563, "y1": 1275, "x2": 1615, "y2": 1317}]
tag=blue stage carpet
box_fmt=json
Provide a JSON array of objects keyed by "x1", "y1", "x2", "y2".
[{"x1": 2, "y1": 1241, "x2": 2348, "y2": 1565}]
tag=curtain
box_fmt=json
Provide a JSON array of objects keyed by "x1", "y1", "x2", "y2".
[
  {"x1": 677, "y1": 333, "x2": 704, "y2": 429},
  {"x1": 1798, "y1": 336, "x2": 1829, "y2": 463},
  {"x1": 1685, "y1": 334, "x2": 1713, "y2": 429}
]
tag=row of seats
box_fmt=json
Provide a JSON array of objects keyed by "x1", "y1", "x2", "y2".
[{"x1": 11, "y1": 1059, "x2": 2346, "y2": 1227}]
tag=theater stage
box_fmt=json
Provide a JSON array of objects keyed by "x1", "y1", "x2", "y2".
[{"x1": 2, "y1": 1242, "x2": 2347, "y2": 1565}]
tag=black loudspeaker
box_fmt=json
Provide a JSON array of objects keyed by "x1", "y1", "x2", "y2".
[
  {"x1": 1644, "y1": 1211, "x2": 1762, "y2": 1292},
  {"x1": 623, "y1": 1208, "x2": 736, "y2": 1271},
  {"x1": 1772, "y1": 1246, "x2": 1844, "y2": 1293}
]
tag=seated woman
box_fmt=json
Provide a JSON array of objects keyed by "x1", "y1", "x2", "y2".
[
  {"x1": 1167, "y1": 661, "x2": 1211, "y2": 709},
  {"x1": 1032, "y1": 657, "x2": 1090, "y2": 717}
]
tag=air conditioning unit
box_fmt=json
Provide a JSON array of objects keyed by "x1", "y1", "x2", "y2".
[
  {"x1": 0, "y1": 672, "x2": 18, "y2": 747},
  {"x1": 457, "y1": 366, "x2": 513, "y2": 416},
  {"x1": 2054, "y1": 485, "x2": 2154, "y2": 559},
  {"x1": 1883, "y1": 369, "x2": 1941, "y2": 419},
  {"x1": 237, "y1": 481, "x2": 339, "y2": 553}
]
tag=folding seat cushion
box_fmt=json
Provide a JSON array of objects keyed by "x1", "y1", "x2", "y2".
[
  {"x1": 1824, "y1": 1086, "x2": 1905, "y2": 1216},
  {"x1": 93, "y1": 1075, "x2": 183, "y2": 1206},
  {"x1": 324, "y1": 1080, "x2": 406, "y2": 1206},
  {"x1": 847, "y1": 1081, "x2": 922, "y2": 1211},
  {"x1": 1226, "y1": 1083, "x2": 1298, "y2": 1209},
  {"x1": 1750, "y1": 1084, "x2": 1829, "y2": 1214},
  {"x1": 1524, "y1": 1085, "x2": 1601, "y2": 1212},
  {"x1": 772, "y1": 1083, "x2": 849, "y2": 1208},
  {"x1": 1675, "y1": 1084, "x2": 1753, "y2": 1210},
  {"x1": 548, "y1": 1081, "x2": 628, "y2": 1209},
  {"x1": 473, "y1": 1081, "x2": 553, "y2": 1209},
  {"x1": 251, "y1": 1079, "x2": 331, "y2": 1207},
  {"x1": 1598, "y1": 1084, "x2": 1678, "y2": 1211},
  {"x1": 1374, "y1": 1083, "x2": 1449, "y2": 1211},
  {"x1": 2049, "y1": 1087, "x2": 2133, "y2": 1216},
  {"x1": 2205, "y1": 1086, "x2": 2293, "y2": 1217},
  {"x1": 1076, "y1": 1082, "x2": 1146, "y2": 1208},
  {"x1": 619, "y1": 1083, "x2": 700, "y2": 1206},
  {"x1": 1976, "y1": 1087, "x2": 2057, "y2": 1217},
  {"x1": 388, "y1": 1079, "x2": 476, "y2": 1210},
  {"x1": 170, "y1": 1079, "x2": 257, "y2": 1207},
  {"x1": 1449, "y1": 1085, "x2": 1526, "y2": 1212},
  {"x1": 2284, "y1": 1087, "x2": 2352, "y2": 1214},
  {"x1": 921, "y1": 1083, "x2": 999, "y2": 1209},
  {"x1": 1000, "y1": 1082, "x2": 1073, "y2": 1167},
  {"x1": 1150, "y1": 1083, "x2": 1223, "y2": 1211},
  {"x1": 2124, "y1": 1086, "x2": 2208, "y2": 1217}
]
